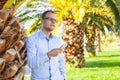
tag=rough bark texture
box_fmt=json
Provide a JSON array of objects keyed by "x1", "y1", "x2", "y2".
[
  {"x1": 62, "y1": 17, "x2": 85, "y2": 68},
  {"x1": 85, "y1": 25, "x2": 96, "y2": 56},
  {"x1": 0, "y1": 9, "x2": 26, "y2": 80},
  {"x1": 0, "y1": 0, "x2": 8, "y2": 9},
  {"x1": 95, "y1": 27, "x2": 101, "y2": 52}
]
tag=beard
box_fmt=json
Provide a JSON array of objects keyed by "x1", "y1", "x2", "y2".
[
  {"x1": 42, "y1": 24, "x2": 55, "y2": 32},
  {"x1": 45, "y1": 26, "x2": 54, "y2": 32}
]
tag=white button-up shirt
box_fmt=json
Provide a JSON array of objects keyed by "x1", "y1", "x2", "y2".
[{"x1": 26, "y1": 29, "x2": 66, "y2": 80}]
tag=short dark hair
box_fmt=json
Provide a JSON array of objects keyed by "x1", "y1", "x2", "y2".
[{"x1": 42, "y1": 10, "x2": 55, "y2": 19}]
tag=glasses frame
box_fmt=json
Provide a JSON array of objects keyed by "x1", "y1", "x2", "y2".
[{"x1": 44, "y1": 17, "x2": 58, "y2": 23}]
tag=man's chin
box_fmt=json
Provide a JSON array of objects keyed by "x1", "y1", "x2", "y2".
[{"x1": 48, "y1": 28, "x2": 54, "y2": 31}]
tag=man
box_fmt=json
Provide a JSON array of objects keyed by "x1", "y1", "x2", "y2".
[{"x1": 26, "y1": 10, "x2": 66, "y2": 80}]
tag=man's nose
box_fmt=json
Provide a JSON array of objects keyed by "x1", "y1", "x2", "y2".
[{"x1": 51, "y1": 20, "x2": 56, "y2": 24}]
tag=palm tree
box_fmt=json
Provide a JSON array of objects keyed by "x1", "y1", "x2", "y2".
[
  {"x1": 85, "y1": 0, "x2": 120, "y2": 55},
  {"x1": 0, "y1": 0, "x2": 32, "y2": 79},
  {"x1": 48, "y1": 0, "x2": 120, "y2": 67},
  {"x1": 84, "y1": 0, "x2": 114, "y2": 56}
]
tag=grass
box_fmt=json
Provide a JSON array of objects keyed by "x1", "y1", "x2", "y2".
[
  {"x1": 24, "y1": 42, "x2": 120, "y2": 80},
  {"x1": 67, "y1": 42, "x2": 120, "y2": 80}
]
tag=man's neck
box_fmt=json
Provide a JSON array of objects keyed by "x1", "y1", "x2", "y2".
[{"x1": 42, "y1": 28, "x2": 51, "y2": 39}]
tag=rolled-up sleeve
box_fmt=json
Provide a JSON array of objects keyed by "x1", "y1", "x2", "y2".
[{"x1": 26, "y1": 36, "x2": 49, "y2": 69}]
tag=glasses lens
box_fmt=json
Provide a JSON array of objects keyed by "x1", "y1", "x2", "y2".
[{"x1": 44, "y1": 17, "x2": 57, "y2": 23}]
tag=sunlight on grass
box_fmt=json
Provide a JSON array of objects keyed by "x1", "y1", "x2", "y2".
[
  {"x1": 66, "y1": 42, "x2": 120, "y2": 80},
  {"x1": 67, "y1": 67, "x2": 120, "y2": 80},
  {"x1": 24, "y1": 42, "x2": 120, "y2": 80}
]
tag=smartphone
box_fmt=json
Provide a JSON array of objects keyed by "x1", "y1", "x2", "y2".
[{"x1": 60, "y1": 43, "x2": 67, "y2": 48}]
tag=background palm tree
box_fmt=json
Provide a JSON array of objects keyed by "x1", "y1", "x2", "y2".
[
  {"x1": 85, "y1": 0, "x2": 120, "y2": 56},
  {"x1": 84, "y1": 0, "x2": 114, "y2": 56}
]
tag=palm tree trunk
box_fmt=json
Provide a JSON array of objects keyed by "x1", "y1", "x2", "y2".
[
  {"x1": 0, "y1": 0, "x2": 8, "y2": 9},
  {"x1": 95, "y1": 27, "x2": 101, "y2": 52},
  {"x1": 62, "y1": 17, "x2": 85, "y2": 68},
  {"x1": 0, "y1": 9, "x2": 26, "y2": 80},
  {"x1": 85, "y1": 25, "x2": 96, "y2": 56}
]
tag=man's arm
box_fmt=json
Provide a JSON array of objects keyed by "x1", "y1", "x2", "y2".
[{"x1": 26, "y1": 36, "x2": 49, "y2": 69}]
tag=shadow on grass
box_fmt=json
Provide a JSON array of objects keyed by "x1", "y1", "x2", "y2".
[
  {"x1": 96, "y1": 55, "x2": 120, "y2": 57},
  {"x1": 85, "y1": 60, "x2": 120, "y2": 68}
]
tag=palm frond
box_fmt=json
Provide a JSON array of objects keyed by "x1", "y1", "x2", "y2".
[
  {"x1": 105, "y1": 0, "x2": 120, "y2": 35},
  {"x1": 106, "y1": 0, "x2": 119, "y2": 21},
  {"x1": 14, "y1": 0, "x2": 52, "y2": 35},
  {"x1": 84, "y1": 10, "x2": 114, "y2": 34},
  {"x1": 26, "y1": 16, "x2": 41, "y2": 35},
  {"x1": 3, "y1": 0, "x2": 14, "y2": 9}
]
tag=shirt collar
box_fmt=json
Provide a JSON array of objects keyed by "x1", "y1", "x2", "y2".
[{"x1": 39, "y1": 29, "x2": 54, "y2": 39}]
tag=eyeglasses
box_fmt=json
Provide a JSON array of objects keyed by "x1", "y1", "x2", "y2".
[{"x1": 44, "y1": 17, "x2": 58, "y2": 23}]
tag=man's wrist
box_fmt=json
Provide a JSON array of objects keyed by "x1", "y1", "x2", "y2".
[{"x1": 47, "y1": 52, "x2": 50, "y2": 58}]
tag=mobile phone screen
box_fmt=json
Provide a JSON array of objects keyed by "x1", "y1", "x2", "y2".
[{"x1": 61, "y1": 43, "x2": 67, "y2": 48}]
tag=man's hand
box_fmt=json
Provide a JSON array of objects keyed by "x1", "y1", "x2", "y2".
[{"x1": 47, "y1": 48, "x2": 64, "y2": 58}]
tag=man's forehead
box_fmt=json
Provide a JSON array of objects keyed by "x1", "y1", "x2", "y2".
[{"x1": 45, "y1": 12, "x2": 56, "y2": 18}]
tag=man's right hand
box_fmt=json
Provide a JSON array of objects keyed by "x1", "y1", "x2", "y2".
[{"x1": 47, "y1": 48, "x2": 64, "y2": 58}]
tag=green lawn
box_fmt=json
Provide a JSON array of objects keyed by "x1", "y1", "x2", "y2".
[
  {"x1": 67, "y1": 42, "x2": 120, "y2": 80},
  {"x1": 25, "y1": 42, "x2": 120, "y2": 80}
]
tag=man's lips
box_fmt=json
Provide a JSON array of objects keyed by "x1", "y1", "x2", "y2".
[{"x1": 51, "y1": 25, "x2": 55, "y2": 27}]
